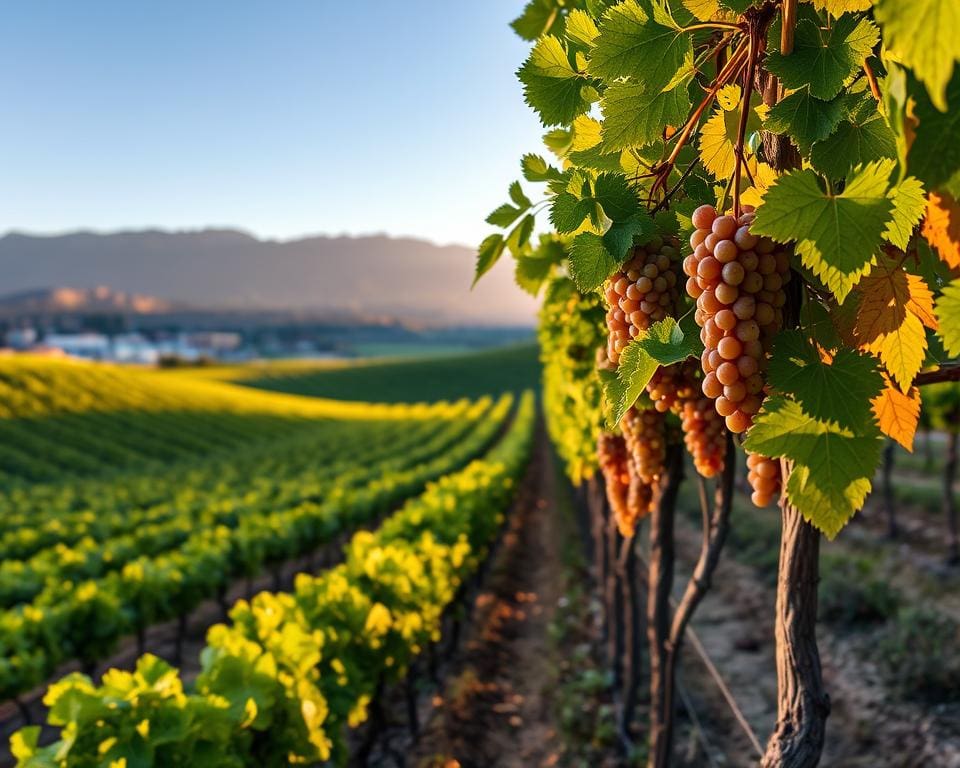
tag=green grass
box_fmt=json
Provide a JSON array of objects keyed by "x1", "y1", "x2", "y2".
[{"x1": 236, "y1": 343, "x2": 542, "y2": 403}]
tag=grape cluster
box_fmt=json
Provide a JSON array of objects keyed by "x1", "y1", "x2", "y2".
[
  {"x1": 597, "y1": 433, "x2": 631, "y2": 530},
  {"x1": 604, "y1": 236, "x2": 682, "y2": 365},
  {"x1": 625, "y1": 473, "x2": 654, "y2": 537},
  {"x1": 679, "y1": 396, "x2": 727, "y2": 478},
  {"x1": 684, "y1": 205, "x2": 791, "y2": 433},
  {"x1": 746, "y1": 453, "x2": 782, "y2": 507},
  {"x1": 620, "y1": 407, "x2": 666, "y2": 484},
  {"x1": 646, "y1": 359, "x2": 700, "y2": 413}
]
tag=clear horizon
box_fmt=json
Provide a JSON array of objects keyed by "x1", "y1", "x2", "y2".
[
  {"x1": 0, "y1": 1, "x2": 541, "y2": 249},
  {"x1": 0, "y1": 225, "x2": 481, "y2": 250}
]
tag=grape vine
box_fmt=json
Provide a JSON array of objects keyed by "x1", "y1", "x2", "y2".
[{"x1": 477, "y1": 0, "x2": 960, "y2": 765}]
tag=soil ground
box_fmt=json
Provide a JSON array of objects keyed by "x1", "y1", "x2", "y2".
[{"x1": 408, "y1": 425, "x2": 570, "y2": 768}]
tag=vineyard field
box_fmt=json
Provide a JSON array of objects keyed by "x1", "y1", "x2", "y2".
[
  {"x1": 4, "y1": 0, "x2": 960, "y2": 765},
  {"x1": 184, "y1": 343, "x2": 542, "y2": 404}
]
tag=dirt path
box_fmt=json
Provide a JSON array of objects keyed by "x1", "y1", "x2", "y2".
[
  {"x1": 669, "y1": 509, "x2": 960, "y2": 768},
  {"x1": 408, "y1": 428, "x2": 568, "y2": 768}
]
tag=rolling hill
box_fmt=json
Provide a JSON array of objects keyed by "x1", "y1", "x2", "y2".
[{"x1": 0, "y1": 229, "x2": 537, "y2": 325}]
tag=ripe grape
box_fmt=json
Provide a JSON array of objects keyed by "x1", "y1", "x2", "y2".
[
  {"x1": 605, "y1": 236, "x2": 683, "y2": 365},
  {"x1": 685, "y1": 205, "x2": 791, "y2": 433},
  {"x1": 680, "y1": 395, "x2": 727, "y2": 478},
  {"x1": 746, "y1": 452, "x2": 782, "y2": 507},
  {"x1": 645, "y1": 359, "x2": 699, "y2": 413},
  {"x1": 598, "y1": 433, "x2": 631, "y2": 526},
  {"x1": 620, "y1": 406, "x2": 666, "y2": 485}
]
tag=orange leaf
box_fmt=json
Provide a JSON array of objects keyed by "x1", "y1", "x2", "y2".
[
  {"x1": 923, "y1": 191, "x2": 960, "y2": 270},
  {"x1": 854, "y1": 260, "x2": 909, "y2": 344},
  {"x1": 906, "y1": 272, "x2": 939, "y2": 331},
  {"x1": 852, "y1": 256, "x2": 930, "y2": 390},
  {"x1": 872, "y1": 375, "x2": 921, "y2": 451}
]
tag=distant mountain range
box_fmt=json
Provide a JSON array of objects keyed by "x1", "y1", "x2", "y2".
[{"x1": 0, "y1": 230, "x2": 537, "y2": 325}]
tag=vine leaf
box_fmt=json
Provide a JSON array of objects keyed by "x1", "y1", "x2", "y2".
[
  {"x1": 852, "y1": 259, "x2": 938, "y2": 390},
  {"x1": 763, "y1": 89, "x2": 848, "y2": 155},
  {"x1": 907, "y1": 71, "x2": 960, "y2": 193},
  {"x1": 509, "y1": 181, "x2": 532, "y2": 209},
  {"x1": 511, "y1": 0, "x2": 566, "y2": 41},
  {"x1": 601, "y1": 80, "x2": 692, "y2": 150},
  {"x1": 922, "y1": 191, "x2": 960, "y2": 268},
  {"x1": 872, "y1": 374, "x2": 921, "y2": 451},
  {"x1": 521, "y1": 153, "x2": 564, "y2": 182},
  {"x1": 884, "y1": 176, "x2": 926, "y2": 250},
  {"x1": 810, "y1": 0, "x2": 873, "y2": 13},
  {"x1": 743, "y1": 395, "x2": 881, "y2": 538},
  {"x1": 767, "y1": 330, "x2": 882, "y2": 431},
  {"x1": 593, "y1": 173, "x2": 641, "y2": 222},
  {"x1": 550, "y1": 193, "x2": 595, "y2": 234},
  {"x1": 515, "y1": 252, "x2": 555, "y2": 296},
  {"x1": 567, "y1": 214, "x2": 654, "y2": 293},
  {"x1": 751, "y1": 160, "x2": 895, "y2": 302},
  {"x1": 809, "y1": 110, "x2": 897, "y2": 180},
  {"x1": 486, "y1": 203, "x2": 525, "y2": 228},
  {"x1": 473, "y1": 235, "x2": 506, "y2": 286},
  {"x1": 765, "y1": 15, "x2": 879, "y2": 100},
  {"x1": 587, "y1": 0, "x2": 691, "y2": 89},
  {"x1": 699, "y1": 91, "x2": 764, "y2": 180},
  {"x1": 875, "y1": 0, "x2": 960, "y2": 112},
  {"x1": 565, "y1": 9, "x2": 600, "y2": 47},
  {"x1": 602, "y1": 318, "x2": 697, "y2": 427},
  {"x1": 936, "y1": 279, "x2": 960, "y2": 356},
  {"x1": 568, "y1": 232, "x2": 619, "y2": 292},
  {"x1": 518, "y1": 36, "x2": 594, "y2": 126}
]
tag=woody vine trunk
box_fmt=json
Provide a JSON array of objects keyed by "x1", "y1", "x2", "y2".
[{"x1": 757, "y1": 5, "x2": 830, "y2": 765}]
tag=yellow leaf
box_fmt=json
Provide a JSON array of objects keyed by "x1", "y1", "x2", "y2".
[
  {"x1": 717, "y1": 84, "x2": 741, "y2": 111},
  {"x1": 699, "y1": 108, "x2": 737, "y2": 179},
  {"x1": 922, "y1": 191, "x2": 960, "y2": 270},
  {"x1": 905, "y1": 272, "x2": 939, "y2": 330},
  {"x1": 810, "y1": 0, "x2": 873, "y2": 13},
  {"x1": 740, "y1": 161, "x2": 779, "y2": 208},
  {"x1": 571, "y1": 115, "x2": 602, "y2": 152},
  {"x1": 872, "y1": 375, "x2": 921, "y2": 451},
  {"x1": 865, "y1": 312, "x2": 926, "y2": 391},
  {"x1": 853, "y1": 257, "x2": 930, "y2": 389}
]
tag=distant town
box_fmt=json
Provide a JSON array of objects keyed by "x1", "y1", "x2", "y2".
[{"x1": 0, "y1": 285, "x2": 534, "y2": 365}]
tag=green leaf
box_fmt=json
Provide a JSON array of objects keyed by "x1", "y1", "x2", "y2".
[
  {"x1": 743, "y1": 396, "x2": 882, "y2": 537},
  {"x1": 601, "y1": 80, "x2": 692, "y2": 150},
  {"x1": 568, "y1": 232, "x2": 619, "y2": 292},
  {"x1": 515, "y1": 253, "x2": 555, "y2": 295},
  {"x1": 550, "y1": 192, "x2": 595, "y2": 234},
  {"x1": 512, "y1": 0, "x2": 565, "y2": 40},
  {"x1": 809, "y1": 111, "x2": 897, "y2": 179},
  {"x1": 486, "y1": 203, "x2": 524, "y2": 228},
  {"x1": 593, "y1": 173, "x2": 640, "y2": 222},
  {"x1": 767, "y1": 330, "x2": 883, "y2": 430},
  {"x1": 603, "y1": 215, "x2": 654, "y2": 262},
  {"x1": 588, "y1": 0, "x2": 691, "y2": 90},
  {"x1": 884, "y1": 176, "x2": 926, "y2": 249},
  {"x1": 763, "y1": 89, "x2": 848, "y2": 154},
  {"x1": 875, "y1": 0, "x2": 960, "y2": 112},
  {"x1": 907, "y1": 71, "x2": 960, "y2": 192},
  {"x1": 506, "y1": 214, "x2": 535, "y2": 256},
  {"x1": 604, "y1": 318, "x2": 699, "y2": 427},
  {"x1": 566, "y1": 9, "x2": 600, "y2": 47},
  {"x1": 752, "y1": 161, "x2": 895, "y2": 301},
  {"x1": 936, "y1": 279, "x2": 960, "y2": 356},
  {"x1": 473, "y1": 234, "x2": 506, "y2": 286},
  {"x1": 509, "y1": 181, "x2": 532, "y2": 209},
  {"x1": 519, "y1": 36, "x2": 593, "y2": 126},
  {"x1": 521, "y1": 153, "x2": 564, "y2": 182},
  {"x1": 766, "y1": 15, "x2": 879, "y2": 100}
]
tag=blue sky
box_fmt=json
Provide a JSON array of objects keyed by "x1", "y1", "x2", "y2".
[{"x1": 0, "y1": 1, "x2": 543, "y2": 247}]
